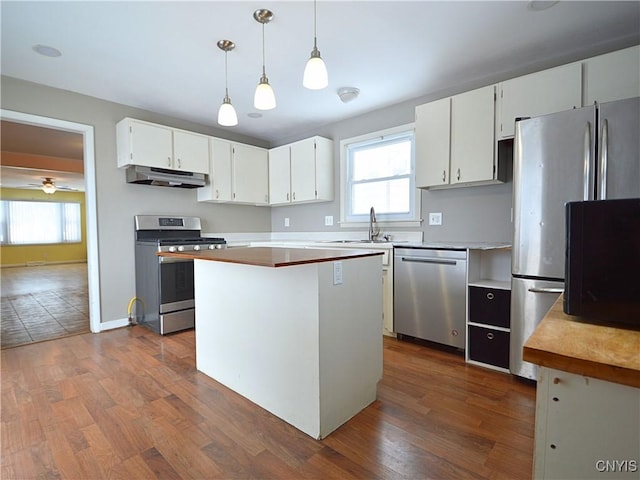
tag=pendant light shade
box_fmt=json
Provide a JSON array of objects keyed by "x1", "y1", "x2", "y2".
[
  {"x1": 303, "y1": 0, "x2": 328, "y2": 90},
  {"x1": 217, "y1": 40, "x2": 238, "y2": 127},
  {"x1": 253, "y1": 9, "x2": 276, "y2": 110}
]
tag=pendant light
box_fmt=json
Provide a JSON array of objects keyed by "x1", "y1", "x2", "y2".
[
  {"x1": 253, "y1": 9, "x2": 276, "y2": 110},
  {"x1": 217, "y1": 40, "x2": 238, "y2": 127},
  {"x1": 303, "y1": 0, "x2": 328, "y2": 89}
]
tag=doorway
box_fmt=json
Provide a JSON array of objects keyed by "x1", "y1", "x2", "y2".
[{"x1": 1, "y1": 109, "x2": 101, "y2": 340}]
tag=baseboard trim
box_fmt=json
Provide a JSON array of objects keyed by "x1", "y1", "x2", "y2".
[
  {"x1": 1, "y1": 260, "x2": 88, "y2": 269},
  {"x1": 98, "y1": 318, "x2": 130, "y2": 332}
]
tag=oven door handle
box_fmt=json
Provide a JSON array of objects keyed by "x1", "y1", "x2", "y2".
[{"x1": 159, "y1": 255, "x2": 193, "y2": 264}]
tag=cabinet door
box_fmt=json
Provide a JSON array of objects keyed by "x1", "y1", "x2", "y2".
[
  {"x1": 584, "y1": 45, "x2": 640, "y2": 106},
  {"x1": 415, "y1": 98, "x2": 451, "y2": 188},
  {"x1": 269, "y1": 145, "x2": 291, "y2": 205},
  {"x1": 198, "y1": 138, "x2": 232, "y2": 202},
  {"x1": 290, "y1": 138, "x2": 317, "y2": 203},
  {"x1": 173, "y1": 130, "x2": 210, "y2": 174},
  {"x1": 450, "y1": 85, "x2": 495, "y2": 184},
  {"x1": 499, "y1": 63, "x2": 582, "y2": 138},
  {"x1": 129, "y1": 121, "x2": 173, "y2": 168},
  {"x1": 233, "y1": 144, "x2": 269, "y2": 205},
  {"x1": 312, "y1": 137, "x2": 334, "y2": 202}
]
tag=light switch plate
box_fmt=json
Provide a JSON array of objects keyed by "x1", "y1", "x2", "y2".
[
  {"x1": 333, "y1": 261, "x2": 343, "y2": 285},
  {"x1": 429, "y1": 212, "x2": 442, "y2": 226},
  {"x1": 284, "y1": 217, "x2": 290, "y2": 227},
  {"x1": 325, "y1": 215, "x2": 334, "y2": 226}
]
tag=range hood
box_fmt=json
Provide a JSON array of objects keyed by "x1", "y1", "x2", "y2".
[{"x1": 126, "y1": 165, "x2": 206, "y2": 188}]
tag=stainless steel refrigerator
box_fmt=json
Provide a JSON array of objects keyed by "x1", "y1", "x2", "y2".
[{"x1": 510, "y1": 97, "x2": 640, "y2": 380}]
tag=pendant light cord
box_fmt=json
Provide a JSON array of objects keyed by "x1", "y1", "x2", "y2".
[
  {"x1": 224, "y1": 51, "x2": 229, "y2": 97},
  {"x1": 262, "y1": 23, "x2": 266, "y2": 76},
  {"x1": 313, "y1": 0, "x2": 318, "y2": 48}
]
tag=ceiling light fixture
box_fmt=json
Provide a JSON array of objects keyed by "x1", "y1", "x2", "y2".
[
  {"x1": 42, "y1": 178, "x2": 56, "y2": 194},
  {"x1": 217, "y1": 40, "x2": 238, "y2": 127},
  {"x1": 303, "y1": 0, "x2": 328, "y2": 90},
  {"x1": 253, "y1": 9, "x2": 276, "y2": 110},
  {"x1": 337, "y1": 87, "x2": 360, "y2": 104},
  {"x1": 32, "y1": 44, "x2": 62, "y2": 57}
]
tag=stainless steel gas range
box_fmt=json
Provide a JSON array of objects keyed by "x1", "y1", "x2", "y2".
[{"x1": 134, "y1": 215, "x2": 226, "y2": 334}]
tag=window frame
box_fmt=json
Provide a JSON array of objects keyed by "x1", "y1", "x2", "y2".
[
  {"x1": 339, "y1": 123, "x2": 421, "y2": 228},
  {"x1": 0, "y1": 199, "x2": 83, "y2": 246}
]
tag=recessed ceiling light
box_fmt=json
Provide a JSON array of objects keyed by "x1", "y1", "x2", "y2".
[
  {"x1": 32, "y1": 44, "x2": 62, "y2": 57},
  {"x1": 527, "y1": 1, "x2": 559, "y2": 11},
  {"x1": 247, "y1": 112, "x2": 263, "y2": 119}
]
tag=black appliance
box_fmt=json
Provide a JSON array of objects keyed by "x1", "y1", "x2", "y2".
[
  {"x1": 564, "y1": 198, "x2": 640, "y2": 326},
  {"x1": 134, "y1": 215, "x2": 226, "y2": 334}
]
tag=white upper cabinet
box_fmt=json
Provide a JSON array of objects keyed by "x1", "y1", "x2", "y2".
[
  {"x1": 584, "y1": 45, "x2": 640, "y2": 106},
  {"x1": 172, "y1": 130, "x2": 210, "y2": 173},
  {"x1": 197, "y1": 138, "x2": 232, "y2": 203},
  {"x1": 416, "y1": 85, "x2": 497, "y2": 189},
  {"x1": 232, "y1": 143, "x2": 269, "y2": 205},
  {"x1": 268, "y1": 145, "x2": 291, "y2": 205},
  {"x1": 415, "y1": 97, "x2": 451, "y2": 188},
  {"x1": 116, "y1": 118, "x2": 209, "y2": 174},
  {"x1": 497, "y1": 63, "x2": 582, "y2": 139},
  {"x1": 268, "y1": 136, "x2": 334, "y2": 206},
  {"x1": 450, "y1": 85, "x2": 496, "y2": 184},
  {"x1": 198, "y1": 139, "x2": 269, "y2": 205}
]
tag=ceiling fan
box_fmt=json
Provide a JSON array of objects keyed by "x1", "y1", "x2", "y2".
[{"x1": 26, "y1": 177, "x2": 78, "y2": 194}]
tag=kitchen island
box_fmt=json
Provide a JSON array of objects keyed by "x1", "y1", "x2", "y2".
[
  {"x1": 159, "y1": 247, "x2": 384, "y2": 439},
  {"x1": 523, "y1": 297, "x2": 640, "y2": 479}
]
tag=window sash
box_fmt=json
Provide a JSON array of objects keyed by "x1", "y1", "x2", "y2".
[
  {"x1": 344, "y1": 130, "x2": 416, "y2": 223},
  {"x1": 0, "y1": 200, "x2": 82, "y2": 245}
]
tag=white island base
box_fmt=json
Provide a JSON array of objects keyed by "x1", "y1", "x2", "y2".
[{"x1": 194, "y1": 253, "x2": 383, "y2": 439}]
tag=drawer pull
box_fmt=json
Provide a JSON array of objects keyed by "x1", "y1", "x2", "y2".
[
  {"x1": 486, "y1": 292, "x2": 494, "y2": 300},
  {"x1": 486, "y1": 332, "x2": 494, "y2": 340}
]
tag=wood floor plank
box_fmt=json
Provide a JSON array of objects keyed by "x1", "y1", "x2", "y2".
[{"x1": 1, "y1": 328, "x2": 536, "y2": 479}]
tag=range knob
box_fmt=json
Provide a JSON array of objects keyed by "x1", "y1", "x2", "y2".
[
  {"x1": 193, "y1": 245, "x2": 201, "y2": 251},
  {"x1": 208, "y1": 244, "x2": 216, "y2": 250},
  {"x1": 177, "y1": 245, "x2": 185, "y2": 252},
  {"x1": 168, "y1": 246, "x2": 176, "y2": 253}
]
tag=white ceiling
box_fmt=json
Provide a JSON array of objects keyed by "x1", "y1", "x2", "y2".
[{"x1": 1, "y1": 1, "x2": 639, "y2": 145}]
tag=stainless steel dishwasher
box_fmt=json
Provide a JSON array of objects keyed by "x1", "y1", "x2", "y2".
[{"x1": 394, "y1": 247, "x2": 467, "y2": 349}]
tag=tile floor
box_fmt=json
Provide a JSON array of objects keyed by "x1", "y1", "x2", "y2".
[{"x1": 1, "y1": 263, "x2": 90, "y2": 349}]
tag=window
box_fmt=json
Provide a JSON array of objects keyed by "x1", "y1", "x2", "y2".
[
  {"x1": 0, "y1": 200, "x2": 82, "y2": 245},
  {"x1": 341, "y1": 124, "x2": 420, "y2": 225}
]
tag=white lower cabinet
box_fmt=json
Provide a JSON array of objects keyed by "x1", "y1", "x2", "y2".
[
  {"x1": 269, "y1": 136, "x2": 334, "y2": 205},
  {"x1": 533, "y1": 367, "x2": 640, "y2": 479},
  {"x1": 197, "y1": 138, "x2": 268, "y2": 205}
]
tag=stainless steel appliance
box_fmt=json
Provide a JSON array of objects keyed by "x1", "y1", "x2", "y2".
[
  {"x1": 134, "y1": 215, "x2": 226, "y2": 334},
  {"x1": 511, "y1": 97, "x2": 640, "y2": 379},
  {"x1": 394, "y1": 247, "x2": 467, "y2": 349}
]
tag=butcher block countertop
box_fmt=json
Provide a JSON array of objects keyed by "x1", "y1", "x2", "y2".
[
  {"x1": 158, "y1": 246, "x2": 383, "y2": 268},
  {"x1": 523, "y1": 296, "x2": 640, "y2": 388}
]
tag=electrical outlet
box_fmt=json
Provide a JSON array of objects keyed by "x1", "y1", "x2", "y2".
[
  {"x1": 324, "y1": 215, "x2": 334, "y2": 226},
  {"x1": 284, "y1": 217, "x2": 290, "y2": 227},
  {"x1": 429, "y1": 212, "x2": 443, "y2": 226},
  {"x1": 333, "y1": 261, "x2": 343, "y2": 285}
]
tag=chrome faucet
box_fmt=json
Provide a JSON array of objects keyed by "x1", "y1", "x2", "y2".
[{"x1": 369, "y1": 206, "x2": 380, "y2": 241}]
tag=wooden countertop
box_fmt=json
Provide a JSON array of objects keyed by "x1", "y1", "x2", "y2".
[
  {"x1": 158, "y1": 246, "x2": 383, "y2": 268},
  {"x1": 523, "y1": 296, "x2": 640, "y2": 388}
]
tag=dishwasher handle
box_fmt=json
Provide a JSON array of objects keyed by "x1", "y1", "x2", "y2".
[{"x1": 401, "y1": 256, "x2": 458, "y2": 266}]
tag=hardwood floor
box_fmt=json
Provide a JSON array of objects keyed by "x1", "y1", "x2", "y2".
[
  {"x1": 1, "y1": 264, "x2": 90, "y2": 349},
  {"x1": 1, "y1": 327, "x2": 536, "y2": 479}
]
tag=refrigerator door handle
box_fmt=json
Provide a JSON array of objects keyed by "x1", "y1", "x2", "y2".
[
  {"x1": 599, "y1": 118, "x2": 609, "y2": 200},
  {"x1": 583, "y1": 121, "x2": 592, "y2": 201},
  {"x1": 528, "y1": 287, "x2": 565, "y2": 294}
]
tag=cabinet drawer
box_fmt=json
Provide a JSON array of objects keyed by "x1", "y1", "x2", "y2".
[
  {"x1": 469, "y1": 286, "x2": 510, "y2": 328},
  {"x1": 468, "y1": 325, "x2": 509, "y2": 369}
]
